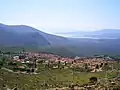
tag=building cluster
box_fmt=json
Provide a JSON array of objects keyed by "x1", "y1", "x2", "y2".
[{"x1": 10, "y1": 52, "x2": 115, "y2": 73}]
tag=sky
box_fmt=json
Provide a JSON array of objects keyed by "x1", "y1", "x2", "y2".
[{"x1": 0, "y1": 0, "x2": 120, "y2": 33}]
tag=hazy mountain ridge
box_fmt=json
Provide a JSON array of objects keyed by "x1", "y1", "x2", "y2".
[
  {"x1": 0, "y1": 23, "x2": 70, "y2": 46},
  {"x1": 1, "y1": 23, "x2": 120, "y2": 56}
]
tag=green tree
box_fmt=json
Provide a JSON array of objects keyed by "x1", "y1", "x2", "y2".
[
  {"x1": 0, "y1": 61, "x2": 3, "y2": 69},
  {"x1": 95, "y1": 64, "x2": 99, "y2": 69}
]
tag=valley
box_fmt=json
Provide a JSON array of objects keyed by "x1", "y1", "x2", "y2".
[{"x1": 1, "y1": 24, "x2": 120, "y2": 90}]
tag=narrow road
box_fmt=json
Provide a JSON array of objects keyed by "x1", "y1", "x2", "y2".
[{"x1": 1, "y1": 67, "x2": 13, "y2": 72}]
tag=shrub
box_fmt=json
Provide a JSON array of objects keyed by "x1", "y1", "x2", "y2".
[{"x1": 89, "y1": 77, "x2": 97, "y2": 83}]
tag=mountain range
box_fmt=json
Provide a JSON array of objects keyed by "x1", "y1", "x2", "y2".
[
  {"x1": 1, "y1": 23, "x2": 120, "y2": 57},
  {"x1": 57, "y1": 29, "x2": 120, "y2": 39}
]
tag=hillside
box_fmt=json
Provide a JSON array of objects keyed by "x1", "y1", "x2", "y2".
[{"x1": 0, "y1": 23, "x2": 70, "y2": 46}]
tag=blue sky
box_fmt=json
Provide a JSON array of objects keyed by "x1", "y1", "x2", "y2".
[{"x1": 0, "y1": 0, "x2": 120, "y2": 33}]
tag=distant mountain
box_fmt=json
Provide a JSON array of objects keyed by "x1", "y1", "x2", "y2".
[
  {"x1": 58, "y1": 29, "x2": 120, "y2": 39},
  {"x1": 84, "y1": 29, "x2": 120, "y2": 39}
]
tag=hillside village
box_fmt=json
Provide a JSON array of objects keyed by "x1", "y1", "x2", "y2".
[{"x1": 3, "y1": 52, "x2": 115, "y2": 73}]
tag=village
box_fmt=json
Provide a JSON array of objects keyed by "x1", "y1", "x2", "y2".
[{"x1": 5, "y1": 52, "x2": 115, "y2": 74}]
